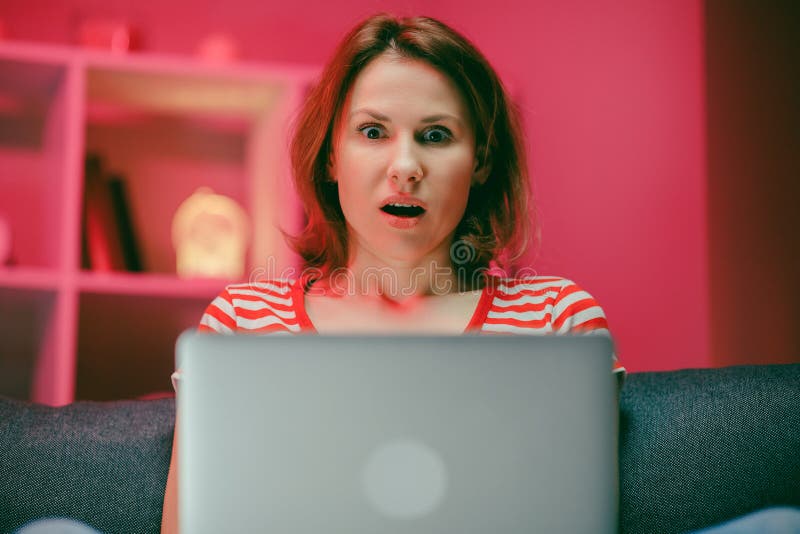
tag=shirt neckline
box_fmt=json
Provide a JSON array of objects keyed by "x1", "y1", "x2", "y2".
[{"x1": 292, "y1": 274, "x2": 496, "y2": 334}]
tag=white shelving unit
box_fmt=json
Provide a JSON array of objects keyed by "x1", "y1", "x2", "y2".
[{"x1": 0, "y1": 41, "x2": 316, "y2": 405}]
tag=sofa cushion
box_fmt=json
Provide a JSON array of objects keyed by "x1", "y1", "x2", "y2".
[
  {"x1": 619, "y1": 363, "x2": 800, "y2": 534},
  {"x1": 0, "y1": 396, "x2": 175, "y2": 534}
]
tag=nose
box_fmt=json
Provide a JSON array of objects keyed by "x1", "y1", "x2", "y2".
[{"x1": 387, "y1": 138, "x2": 423, "y2": 187}]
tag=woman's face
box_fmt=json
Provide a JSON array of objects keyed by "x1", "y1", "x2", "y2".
[{"x1": 330, "y1": 54, "x2": 486, "y2": 268}]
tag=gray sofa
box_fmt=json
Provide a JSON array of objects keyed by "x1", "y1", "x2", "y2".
[{"x1": 1, "y1": 364, "x2": 798, "y2": 534}]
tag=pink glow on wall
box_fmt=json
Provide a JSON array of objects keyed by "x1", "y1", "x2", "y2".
[
  {"x1": 513, "y1": 1, "x2": 709, "y2": 372},
  {"x1": 0, "y1": 0, "x2": 709, "y2": 372}
]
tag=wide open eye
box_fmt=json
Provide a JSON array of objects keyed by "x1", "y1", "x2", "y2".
[
  {"x1": 421, "y1": 127, "x2": 452, "y2": 144},
  {"x1": 358, "y1": 124, "x2": 385, "y2": 140}
]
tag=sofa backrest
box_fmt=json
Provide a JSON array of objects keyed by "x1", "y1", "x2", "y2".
[
  {"x1": 0, "y1": 396, "x2": 175, "y2": 534},
  {"x1": 1, "y1": 363, "x2": 798, "y2": 534}
]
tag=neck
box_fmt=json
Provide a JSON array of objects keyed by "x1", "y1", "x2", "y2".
[
  {"x1": 351, "y1": 260, "x2": 455, "y2": 301},
  {"x1": 312, "y1": 247, "x2": 479, "y2": 303}
]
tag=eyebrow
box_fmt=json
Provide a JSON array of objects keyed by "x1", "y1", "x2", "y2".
[{"x1": 349, "y1": 108, "x2": 464, "y2": 127}]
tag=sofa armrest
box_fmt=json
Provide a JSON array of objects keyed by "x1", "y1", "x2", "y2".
[{"x1": 619, "y1": 364, "x2": 800, "y2": 534}]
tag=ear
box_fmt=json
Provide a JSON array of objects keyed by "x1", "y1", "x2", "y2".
[{"x1": 471, "y1": 158, "x2": 490, "y2": 186}]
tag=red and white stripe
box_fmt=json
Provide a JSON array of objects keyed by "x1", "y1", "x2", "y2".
[
  {"x1": 196, "y1": 276, "x2": 622, "y2": 373},
  {"x1": 198, "y1": 279, "x2": 301, "y2": 335},
  {"x1": 179, "y1": 275, "x2": 626, "y2": 390},
  {"x1": 482, "y1": 277, "x2": 610, "y2": 336}
]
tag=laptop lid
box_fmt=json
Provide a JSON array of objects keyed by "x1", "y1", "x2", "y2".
[{"x1": 176, "y1": 332, "x2": 618, "y2": 534}]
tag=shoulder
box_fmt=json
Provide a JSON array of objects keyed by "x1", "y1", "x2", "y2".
[
  {"x1": 485, "y1": 275, "x2": 623, "y2": 375},
  {"x1": 491, "y1": 276, "x2": 580, "y2": 298},
  {"x1": 198, "y1": 278, "x2": 303, "y2": 334},
  {"x1": 223, "y1": 278, "x2": 297, "y2": 302},
  {"x1": 484, "y1": 275, "x2": 608, "y2": 334}
]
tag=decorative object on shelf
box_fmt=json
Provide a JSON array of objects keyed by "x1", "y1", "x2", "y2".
[
  {"x1": 172, "y1": 187, "x2": 249, "y2": 280},
  {"x1": 77, "y1": 18, "x2": 138, "y2": 53},
  {"x1": 0, "y1": 213, "x2": 10, "y2": 266},
  {"x1": 196, "y1": 33, "x2": 240, "y2": 63}
]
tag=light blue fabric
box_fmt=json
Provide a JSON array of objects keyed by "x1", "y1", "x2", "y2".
[
  {"x1": 13, "y1": 508, "x2": 800, "y2": 534},
  {"x1": 691, "y1": 507, "x2": 800, "y2": 534},
  {"x1": 14, "y1": 518, "x2": 102, "y2": 534}
]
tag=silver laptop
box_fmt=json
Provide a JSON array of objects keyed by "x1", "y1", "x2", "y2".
[{"x1": 176, "y1": 331, "x2": 618, "y2": 534}]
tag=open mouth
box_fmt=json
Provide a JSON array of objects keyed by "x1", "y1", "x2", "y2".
[{"x1": 380, "y1": 203, "x2": 426, "y2": 218}]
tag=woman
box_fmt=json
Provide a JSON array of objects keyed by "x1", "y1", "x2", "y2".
[
  {"x1": 160, "y1": 13, "x2": 799, "y2": 534},
  {"x1": 190, "y1": 13, "x2": 618, "y2": 341},
  {"x1": 7, "y1": 14, "x2": 790, "y2": 534}
]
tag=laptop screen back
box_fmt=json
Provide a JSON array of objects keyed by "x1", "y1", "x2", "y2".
[{"x1": 177, "y1": 332, "x2": 618, "y2": 534}]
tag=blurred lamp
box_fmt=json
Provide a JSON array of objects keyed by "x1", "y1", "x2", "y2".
[{"x1": 172, "y1": 187, "x2": 249, "y2": 280}]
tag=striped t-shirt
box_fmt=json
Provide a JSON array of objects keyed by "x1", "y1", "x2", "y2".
[{"x1": 196, "y1": 276, "x2": 625, "y2": 374}]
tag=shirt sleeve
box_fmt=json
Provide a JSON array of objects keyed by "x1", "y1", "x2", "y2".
[
  {"x1": 172, "y1": 287, "x2": 238, "y2": 392},
  {"x1": 197, "y1": 288, "x2": 237, "y2": 333},
  {"x1": 551, "y1": 279, "x2": 626, "y2": 377}
]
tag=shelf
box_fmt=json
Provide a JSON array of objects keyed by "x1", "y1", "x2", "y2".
[
  {"x1": 84, "y1": 115, "x2": 250, "y2": 274},
  {"x1": 0, "y1": 56, "x2": 67, "y2": 110},
  {"x1": 81, "y1": 63, "x2": 297, "y2": 275},
  {"x1": 0, "y1": 56, "x2": 74, "y2": 270},
  {"x1": 87, "y1": 67, "x2": 285, "y2": 120},
  {"x1": 0, "y1": 40, "x2": 318, "y2": 82},
  {"x1": 75, "y1": 291, "x2": 210, "y2": 401},
  {"x1": 0, "y1": 40, "x2": 316, "y2": 403},
  {"x1": 0, "y1": 41, "x2": 75, "y2": 64},
  {"x1": 0, "y1": 286, "x2": 59, "y2": 400},
  {"x1": 0, "y1": 266, "x2": 61, "y2": 290},
  {"x1": 77, "y1": 270, "x2": 229, "y2": 299}
]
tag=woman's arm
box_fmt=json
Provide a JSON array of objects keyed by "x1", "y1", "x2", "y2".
[
  {"x1": 161, "y1": 421, "x2": 179, "y2": 534},
  {"x1": 162, "y1": 287, "x2": 234, "y2": 532}
]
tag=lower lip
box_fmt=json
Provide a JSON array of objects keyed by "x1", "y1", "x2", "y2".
[{"x1": 380, "y1": 210, "x2": 425, "y2": 229}]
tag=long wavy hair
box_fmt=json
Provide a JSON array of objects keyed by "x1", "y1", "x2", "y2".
[{"x1": 288, "y1": 13, "x2": 533, "y2": 283}]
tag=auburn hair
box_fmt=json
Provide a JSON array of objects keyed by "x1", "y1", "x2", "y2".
[{"x1": 288, "y1": 13, "x2": 533, "y2": 281}]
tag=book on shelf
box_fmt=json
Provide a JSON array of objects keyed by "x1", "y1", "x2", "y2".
[
  {"x1": 81, "y1": 154, "x2": 144, "y2": 273},
  {"x1": 107, "y1": 173, "x2": 143, "y2": 272}
]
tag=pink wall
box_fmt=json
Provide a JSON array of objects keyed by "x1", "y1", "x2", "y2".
[{"x1": 0, "y1": 0, "x2": 710, "y2": 372}]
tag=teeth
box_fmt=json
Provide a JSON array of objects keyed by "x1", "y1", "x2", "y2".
[{"x1": 388, "y1": 203, "x2": 419, "y2": 208}]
